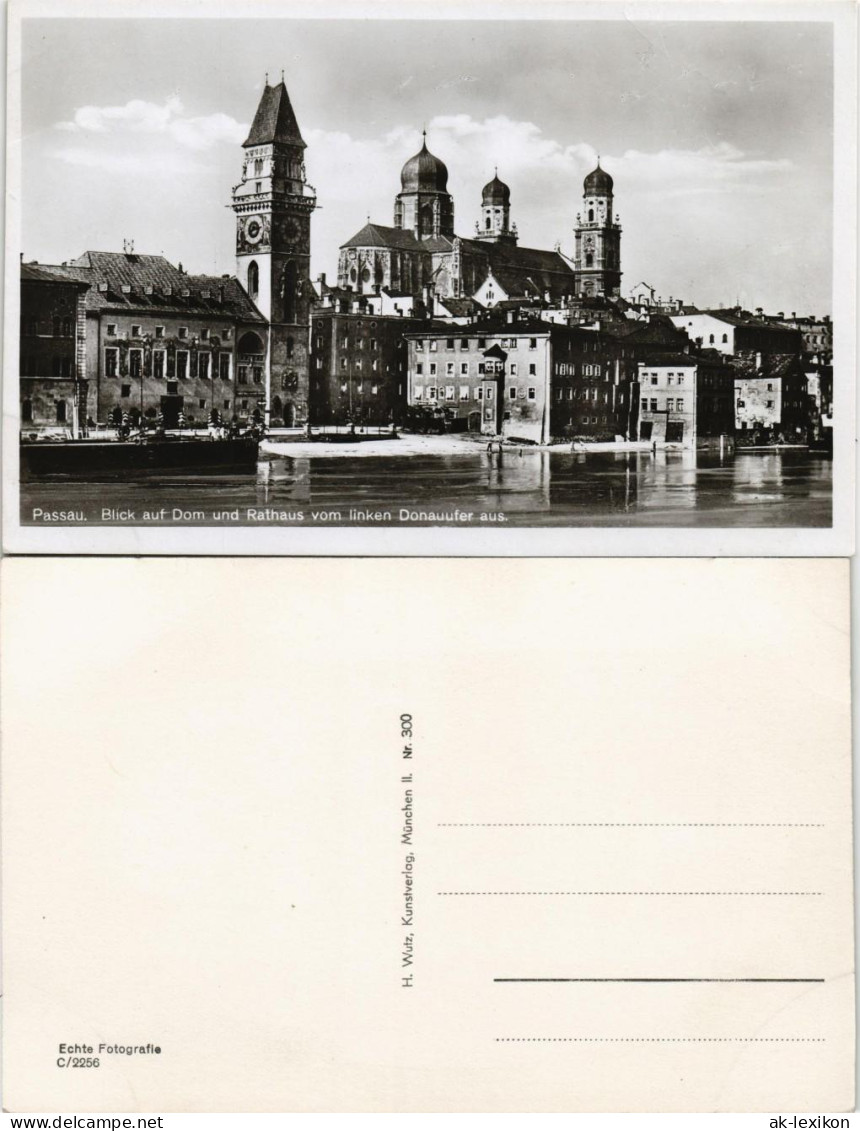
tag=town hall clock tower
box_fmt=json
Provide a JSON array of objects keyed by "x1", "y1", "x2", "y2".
[{"x1": 232, "y1": 75, "x2": 316, "y2": 425}]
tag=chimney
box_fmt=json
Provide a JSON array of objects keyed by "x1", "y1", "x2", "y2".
[{"x1": 317, "y1": 272, "x2": 327, "y2": 288}]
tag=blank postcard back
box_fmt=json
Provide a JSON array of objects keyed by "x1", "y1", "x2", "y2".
[{"x1": 1, "y1": 557, "x2": 853, "y2": 1112}]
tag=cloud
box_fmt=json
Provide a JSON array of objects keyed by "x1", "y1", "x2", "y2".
[
  {"x1": 56, "y1": 97, "x2": 247, "y2": 151},
  {"x1": 41, "y1": 104, "x2": 805, "y2": 311},
  {"x1": 52, "y1": 145, "x2": 196, "y2": 175},
  {"x1": 305, "y1": 114, "x2": 791, "y2": 208}
]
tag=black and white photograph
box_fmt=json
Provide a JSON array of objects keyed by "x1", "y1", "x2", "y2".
[{"x1": 4, "y1": 1, "x2": 855, "y2": 554}]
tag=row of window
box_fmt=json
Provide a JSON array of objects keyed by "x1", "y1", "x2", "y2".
[
  {"x1": 556, "y1": 363, "x2": 604, "y2": 377},
  {"x1": 336, "y1": 357, "x2": 384, "y2": 371},
  {"x1": 21, "y1": 318, "x2": 74, "y2": 337},
  {"x1": 323, "y1": 337, "x2": 383, "y2": 351},
  {"x1": 338, "y1": 383, "x2": 381, "y2": 395},
  {"x1": 644, "y1": 374, "x2": 687, "y2": 386},
  {"x1": 416, "y1": 362, "x2": 539, "y2": 377},
  {"x1": 413, "y1": 385, "x2": 538, "y2": 402},
  {"x1": 20, "y1": 357, "x2": 74, "y2": 378},
  {"x1": 315, "y1": 320, "x2": 380, "y2": 331},
  {"x1": 416, "y1": 337, "x2": 541, "y2": 352},
  {"x1": 641, "y1": 398, "x2": 687, "y2": 412},
  {"x1": 105, "y1": 324, "x2": 234, "y2": 342},
  {"x1": 555, "y1": 388, "x2": 609, "y2": 403},
  {"x1": 105, "y1": 348, "x2": 233, "y2": 381},
  {"x1": 21, "y1": 399, "x2": 67, "y2": 423}
]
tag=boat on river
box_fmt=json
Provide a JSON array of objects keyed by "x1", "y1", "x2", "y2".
[{"x1": 20, "y1": 435, "x2": 260, "y2": 478}]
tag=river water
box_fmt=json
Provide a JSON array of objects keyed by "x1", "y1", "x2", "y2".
[{"x1": 21, "y1": 449, "x2": 832, "y2": 528}]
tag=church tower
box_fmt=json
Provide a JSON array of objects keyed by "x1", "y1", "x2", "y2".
[
  {"x1": 573, "y1": 161, "x2": 622, "y2": 297},
  {"x1": 393, "y1": 133, "x2": 454, "y2": 240},
  {"x1": 474, "y1": 171, "x2": 518, "y2": 245},
  {"x1": 233, "y1": 75, "x2": 316, "y2": 425}
]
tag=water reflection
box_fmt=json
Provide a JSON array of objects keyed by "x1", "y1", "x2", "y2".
[{"x1": 20, "y1": 448, "x2": 832, "y2": 528}]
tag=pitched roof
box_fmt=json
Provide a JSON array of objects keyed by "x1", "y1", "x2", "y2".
[
  {"x1": 36, "y1": 252, "x2": 265, "y2": 322},
  {"x1": 436, "y1": 296, "x2": 485, "y2": 316},
  {"x1": 463, "y1": 240, "x2": 577, "y2": 303},
  {"x1": 339, "y1": 222, "x2": 425, "y2": 251},
  {"x1": 406, "y1": 313, "x2": 552, "y2": 337},
  {"x1": 21, "y1": 262, "x2": 89, "y2": 287},
  {"x1": 637, "y1": 353, "x2": 699, "y2": 368},
  {"x1": 732, "y1": 353, "x2": 804, "y2": 380},
  {"x1": 243, "y1": 80, "x2": 305, "y2": 148},
  {"x1": 460, "y1": 239, "x2": 575, "y2": 276}
]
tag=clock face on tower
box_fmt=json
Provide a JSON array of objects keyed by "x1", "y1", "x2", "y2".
[
  {"x1": 245, "y1": 217, "x2": 263, "y2": 244},
  {"x1": 284, "y1": 218, "x2": 302, "y2": 246}
]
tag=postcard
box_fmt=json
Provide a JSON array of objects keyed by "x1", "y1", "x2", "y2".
[
  {"x1": 2, "y1": 557, "x2": 853, "y2": 1112},
  {"x1": 2, "y1": 0, "x2": 856, "y2": 555}
]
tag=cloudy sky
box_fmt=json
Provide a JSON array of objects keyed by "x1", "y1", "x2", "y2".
[{"x1": 21, "y1": 16, "x2": 832, "y2": 313}]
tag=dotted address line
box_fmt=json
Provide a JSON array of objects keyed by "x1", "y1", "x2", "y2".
[
  {"x1": 438, "y1": 891, "x2": 822, "y2": 896},
  {"x1": 438, "y1": 823, "x2": 824, "y2": 828},
  {"x1": 495, "y1": 1038, "x2": 825, "y2": 1043}
]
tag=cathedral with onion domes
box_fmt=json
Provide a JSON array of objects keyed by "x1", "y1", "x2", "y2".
[{"x1": 337, "y1": 133, "x2": 622, "y2": 309}]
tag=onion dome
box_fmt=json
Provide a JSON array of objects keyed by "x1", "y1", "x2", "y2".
[
  {"x1": 482, "y1": 170, "x2": 510, "y2": 206},
  {"x1": 584, "y1": 160, "x2": 613, "y2": 195},
  {"x1": 400, "y1": 133, "x2": 449, "y2": 193}
]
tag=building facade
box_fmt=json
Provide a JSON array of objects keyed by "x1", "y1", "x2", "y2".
[
  {"x1": 19, "y1": 263, "x2": 89, "y2": 434},
  {"x1": 309, "y1": 296, "x2": 429, "y2": 426},
  {"x1": 733, "y1": 353, "x2": 811, "y2": 441},
  {"x1": 670, "y1": 310, "x2": 803, "y2": 358},
  {"x1": 405, "y1": 313, "x2": 642, "y2": 443},
  {"x1": 27, "y1": 252, "x2": 268, "y2": 429},
  {"x1": 779, "y1": 314, "x2": 833, "y2": 363},
  {"x1": 637, "y1": 354, "x2": 734, "y2": 449}
]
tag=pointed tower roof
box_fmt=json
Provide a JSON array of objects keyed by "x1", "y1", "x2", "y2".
[{"x1": 243, "y1": 79, "x2": 305, "y2": 149}]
